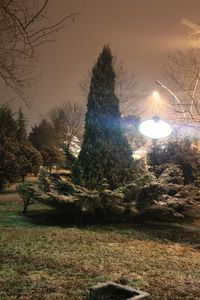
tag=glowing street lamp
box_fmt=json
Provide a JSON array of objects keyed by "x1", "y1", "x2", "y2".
[
  {"x1": 139, "y1": 116, "x2": 172, "y2": 139},
  {"x1": 139, "y1": 117, "x2": 172, "y2": 171},
  {"x1": 152, "y1": 90, "x2": 160, "y2": 101}
]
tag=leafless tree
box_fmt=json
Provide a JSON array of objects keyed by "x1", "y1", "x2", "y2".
[
  {"x1": 163, "y1": 47, "x2": 200, "y2": 129},
  {"x1": 0, "y1": 0, "x2": 78, "y2": 106},
  {"x1": 48, "y1": 102, "x2": 84, "y2": 149},
  {"x1": 80, "y1": 59, "x2": 139, "y2": 116}
]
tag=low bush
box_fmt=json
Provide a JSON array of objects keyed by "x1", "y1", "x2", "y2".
[
  {"x1": 16, "y1": 182, "x2": 37, "y2": 214},
  {"x1": 17, "y1": 168, "x2": 200, "y2": 225},
  {"x1": 156, "y1": 163, "x2": 184, "y2": 184},
  {"x1": 148, "y1": 139, "x2": 200, "y2": 184}
]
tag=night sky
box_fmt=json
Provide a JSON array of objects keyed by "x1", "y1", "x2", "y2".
[{"x1": 3, "y1": 0, "x2": 200, "y2": 125}]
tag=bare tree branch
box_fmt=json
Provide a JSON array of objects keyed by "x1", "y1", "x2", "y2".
[
  {"x1": 48, "y1": 102, "x2": 84, "y2": 148},
  {"x1": 163, "y1": 47, "x2": 200, "y2": 129},
  {"x1": 24, "y1": 0, "x2": 49, "y2": 30},
  {"x1": 0, "y1": 0, "x2": 79, "y2": 105}
]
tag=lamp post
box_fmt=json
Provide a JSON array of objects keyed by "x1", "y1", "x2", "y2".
[
  {"x1": 139, "y1": 116, "x2": 172, "y2": 140},
  {"x1": 139, "y1": 116, "x2": 172, "y2": 171}
]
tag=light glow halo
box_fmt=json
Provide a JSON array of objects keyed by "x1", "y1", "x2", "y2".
[{"x1": 139, "y1": 118, "x2": 172, "y2": 139}]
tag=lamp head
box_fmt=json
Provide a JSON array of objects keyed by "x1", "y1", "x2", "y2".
[{"x1": 139, "y1": 117, "x2": 172, "y2": 139}]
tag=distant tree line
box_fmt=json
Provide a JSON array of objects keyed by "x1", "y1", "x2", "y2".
[
  {"x1": 0, "y1": 106, "x2": 42, "y2": 190},
  {"x1": 0, "y1": 101, "x2": 85, "y2": 191}
]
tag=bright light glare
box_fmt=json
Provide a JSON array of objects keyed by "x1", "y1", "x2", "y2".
[
  {"x1": 132, "y1": 154, "x2": 141, "y2": 160},
  {"x1": 139, "y1": 119, "x2": 172, "y2": 139},
  {"x1": 152, "y1": 91, "x2": 160, "y2": 101}
]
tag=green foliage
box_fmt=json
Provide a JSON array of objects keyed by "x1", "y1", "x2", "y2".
[
  {"x1": 15, "y1": 109, "x2": 42, "y2": 180},
  {"x1": 0, "y1": 105, "x2": 43, "y2": 190},
  {"x1": 0, "y1": 138, "x2": 18, "y2": 191},
  {"x1": 17, "y1": 167, "x2": 200, "y2": 225},
  {"x1": 63, "y1": 145, "x2": 76, "y2": 170},
  {"x1": 74, "y1": 46, "x2": 134, "y2": 189},
  {"x1": 50, "y1": 173, "x2": 76, "y2": 195},
  {"x1": 38, "y1": 168, "x2": 51, "y2": 192},
  {"x1": 41, "y1": 144, "x2": 64, "y2": 172},
  {"x1": 16, "y1": 108, "x2": 27, "y2": 142},
  {"x1": 136, "y1": 182, "x2": 164, "y2": 209},
  {"x1": 16, "y1": 143, "x2": 43, "y2": 181},
  {"x1": 116, "y1": 172, "x2": 158, "y2": 203},
  {"x1": 156, "y1": 163, "x2": 184, "y2": 185},
  {"x1": 115, "y1": 183, "x2": 139, "y2": 202},
  {"x1": 194, "y1": 179, "x2": 200, "y2": 187},
  {"x1": 147, "y1": 139, "x2": 200, "y2": 184},
  {"x1": 135, "y1": 172, "x2": 157, "y2": 187},
  {"x1": 16, "y1": 182, "x2": 36, "y2": 213},
  {"x1": 0, "y1": 106, "x2": 18, "y2": 190},
  {"x1": 0, "y1": 105, "x2": 17, "y2": 139},
  {"x1": 29, "y1": 147, "x2": 43, "y2": 176},
  {"x1": 17, "y1": 172, "x2": 136, "y2": 223},
  {"x1": 29, "y1": 119, "x2": 55, "y2": 151}
]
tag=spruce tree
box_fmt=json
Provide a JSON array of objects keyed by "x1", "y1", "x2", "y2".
[
  {"x1": 29, "y1": 119, "x2": 55, "y2": 151},
  {"x1": 74, "y1": 46, "x2": 134, "y2": 189},
  {"x1": 16, "y1": 108, "x2": 27, "y2": 142},
  {"x1": 0, "y1": 105, "x2": 17, "y2": 139},
  {"x1": 0, "y1": 105, "x2": 18, "y2": 190}
]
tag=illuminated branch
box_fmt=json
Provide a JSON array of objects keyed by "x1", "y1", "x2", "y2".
[{"x1": 163, "y1": 47, "x2": 200, "y2": 127}]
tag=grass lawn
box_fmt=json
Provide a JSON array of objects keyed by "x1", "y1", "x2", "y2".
[{"x1": 0, "y1": 183, "x2": 200, "y2": 299}]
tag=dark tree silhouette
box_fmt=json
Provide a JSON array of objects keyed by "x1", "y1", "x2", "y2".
[
  {"x1": 29, "y1": 119, "x2": 55, "y2": 151},
  {"x1": 74, "y1": 46, "x2": 134, "y2": 189}
]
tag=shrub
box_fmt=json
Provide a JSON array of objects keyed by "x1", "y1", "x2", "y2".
[
  {"x1": 0, "y1": 138, "x2": 18, "y2": 191},
  {"x1": 116, "y1": 172, "x2": 157, "y2": 203},
  {"x1": 16, "y1": 182, "x2": 36, "y2": 214},
  {"x1": 136, "y1": 182, "x2": 164, "y2": 209},
  {"x1": 157, "y1": 163, "x2": 184, "y2": 184},
  {"x1": 38, "y1": 168, "x2": 51, "y2": 192},
  {"x1": 116, "y1": 183, "x2": 139, "y2": 202},
  {"x1": 148, "y1": 139, "x2": 200, "y2": 184},
  {"x1": 63, "y1": 146, "x2": 76, "y2": 170}
]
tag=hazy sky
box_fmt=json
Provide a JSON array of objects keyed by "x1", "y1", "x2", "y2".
[{"x1": 3, "y1": 0, "x2": 200, "y2": 124}]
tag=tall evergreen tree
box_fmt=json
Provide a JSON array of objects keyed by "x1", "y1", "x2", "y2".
[
  {"x1": 0, "y1": 105, "x2": 17, "y2": 140},
  {"x1": 0, "y1": 105, "x2": 43, "y2": 189},
  {"x1": 74, "y1": 46, "x2": 134, "y2": 189},
  {"x1": 29, "y1": 119, "x2": 55, "y2": 151},
  {"x1": 16, "y1": 108, "x2": 27, "y2": 142},
  {"x1": 0, "y1": 106, "x2": 18, "y2": 190}
]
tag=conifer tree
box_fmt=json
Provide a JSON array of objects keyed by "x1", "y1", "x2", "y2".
[
  {"x1": 0, "y1": 105, "x2": 17, "y2": 140},
  {"x1": 16, "y1": 108, "x2": 27, "y2": 142},
  {"x1": 29, "y1": 119, "x2": 55, "y2": 151},
  {"x1": 0, "y1": 105, "x2": 43, "y2": 188},
  {"x1": 74, "y1": 46, "x2": 134, "y2": 189},
  {"x1": 0, "y1": 106, "x2": 18, "y2": 190}
]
